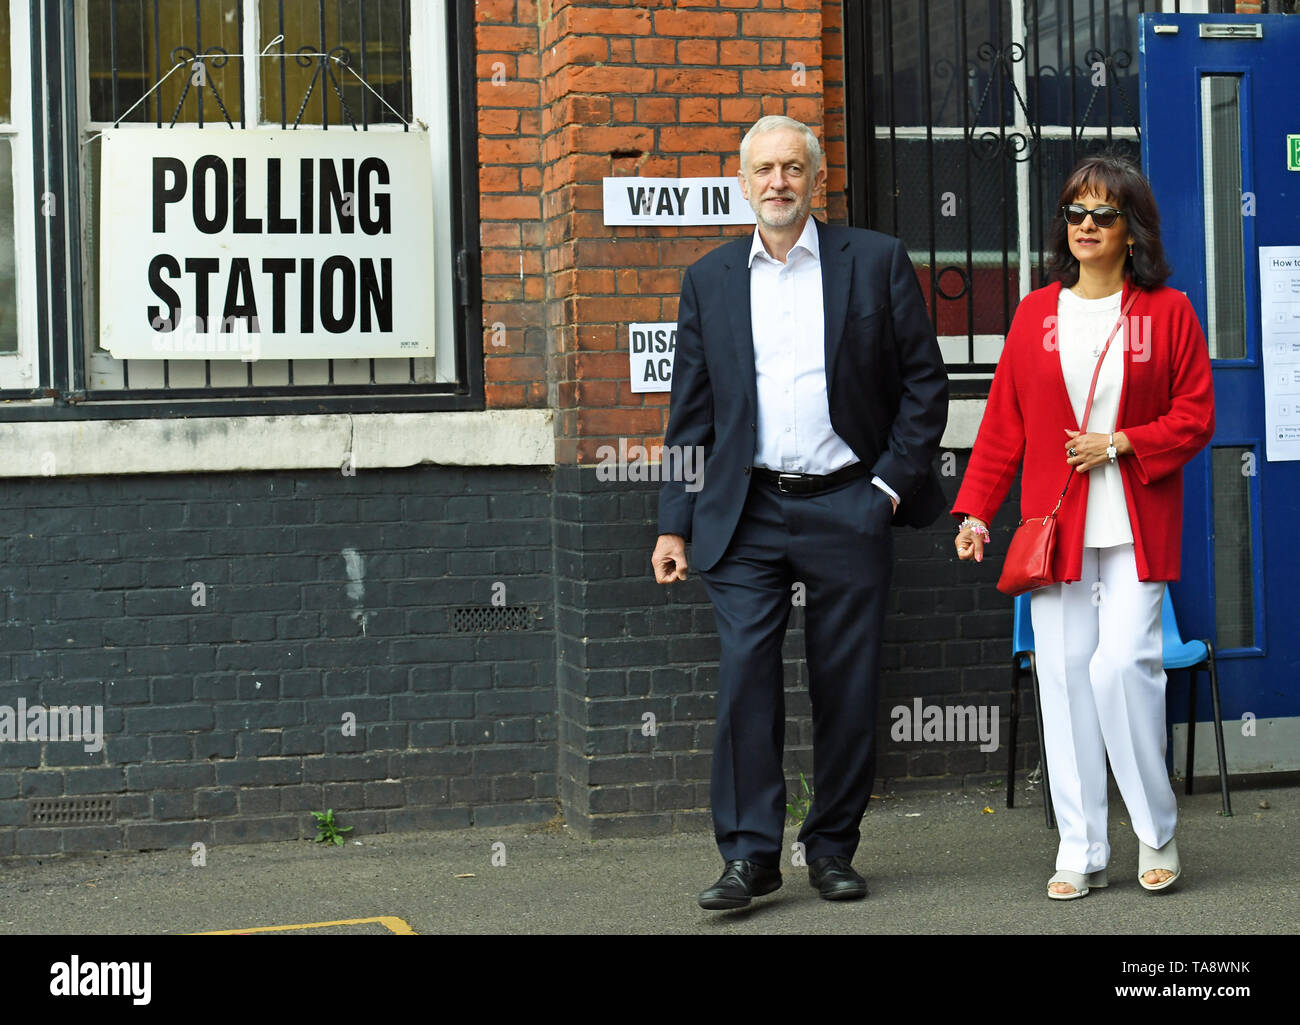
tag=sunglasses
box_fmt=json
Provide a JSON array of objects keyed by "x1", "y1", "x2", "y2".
[{"x1": 1061, "y1": 203, "x2": 1126, "y2": 228}]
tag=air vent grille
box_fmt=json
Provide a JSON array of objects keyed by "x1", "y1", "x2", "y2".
[
  {"x1": 450, "y1": 606, "x2": 536, "y2": 632},
  {"x1": 29, "y1": 797, "x2": 116, "y2": 825}
]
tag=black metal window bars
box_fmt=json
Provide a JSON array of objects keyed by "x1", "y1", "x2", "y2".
[{"x1": 844, "y1": 0, "x2": 1222, "y2": 395}]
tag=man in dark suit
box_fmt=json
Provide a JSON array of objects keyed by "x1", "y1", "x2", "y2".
[{"x1": 651, "y1": 116, "x2": 949, "y2": 909}]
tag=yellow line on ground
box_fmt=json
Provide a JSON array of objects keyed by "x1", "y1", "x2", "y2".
[{"x1": 191, "y1": 916, "x2": 417, "y2": 935}]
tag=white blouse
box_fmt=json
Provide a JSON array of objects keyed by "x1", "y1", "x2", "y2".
[{"x1": 1056, "y1": 287, "x2": 1134, "y2": 548}]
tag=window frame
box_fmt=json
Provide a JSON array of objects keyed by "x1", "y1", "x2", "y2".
[
  {"x1": 0, "y1": 0, "x2": 481, "y2": 421},
  {"x1": 0, "y1": 0, "x2": 43, "y2": 394}
]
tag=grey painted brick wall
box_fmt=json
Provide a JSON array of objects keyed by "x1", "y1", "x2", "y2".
[
  {"x1": 554, "y1": 457, "x2": 1036, "y2": 840},
  {"x1": 1, "y1": 457, "x2": 1030, "y2": 857},
  {"x1": 0, "y1": 467, "x2": 559, "y2": 857}
]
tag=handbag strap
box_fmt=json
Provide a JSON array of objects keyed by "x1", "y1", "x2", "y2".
[
  {"x1": 1044, "y1": 286, "x2": 1141, "y2": 518},
  {"x1": 1079, "y1": 287, "x2": 1140, "y2": 432}
]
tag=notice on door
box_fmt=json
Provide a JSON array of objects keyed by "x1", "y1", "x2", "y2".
[{"x1": 1261, "y1": 247, "x2": 1300, "y2": 461}]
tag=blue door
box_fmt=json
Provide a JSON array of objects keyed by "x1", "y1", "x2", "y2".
[{"x1": 1140, "y1": 12, "x2": 1300, "y2": 771}]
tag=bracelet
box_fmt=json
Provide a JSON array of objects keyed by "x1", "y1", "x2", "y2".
[{"x1": 959, "y1": 517, "x2": 990, "y2": 541}]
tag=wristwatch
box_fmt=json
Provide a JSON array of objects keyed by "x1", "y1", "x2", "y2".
[{"x1": 1106, "y1": 432, "x2": 1118, "y2": 464}]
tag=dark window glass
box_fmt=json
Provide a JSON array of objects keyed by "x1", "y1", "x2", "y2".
[
  {"x1": 261, "y1": 0, "x2": 412, "y2": 128},
  {"x1": 1026, "y1": 0, "x2": 1142, "y2": 129},
  {"x1": 88, "y1": 0, "x2": 244, "y2": 125},
  {"x1": 1211, "y1": 445, "x2": 1256, "y2": 650},
  {"x1": 1201, "y1": 74, "x2": 1247, "y2": 360}
]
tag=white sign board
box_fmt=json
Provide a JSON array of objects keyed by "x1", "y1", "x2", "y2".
[
  {"x1": 1261, "y1": 246, "x2": 1300, "y2": 461},
  {"x1": 629, "y1": 322, "x2": 677, "y2": 393},
  {"x1": 98, "y1": 127, "x2": 435, "y2": 361},
  {"x1": 603, "y1": 177, "x2": 756, "y2": 226}
]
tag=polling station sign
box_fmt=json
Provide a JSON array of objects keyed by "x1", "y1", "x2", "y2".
[
  {"x1": 98, "y1": 128, "x2": 435, "y2": 361},
  {"x1": 629, "y1": 322, "x2": 676, "y2": 393},
  {"x1": 603, "y1": 177, "x2": 756, "y2": 226}
]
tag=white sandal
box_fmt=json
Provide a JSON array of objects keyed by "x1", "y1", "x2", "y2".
[
  {"x1": 1138, "y1": 838, "x2": 1181, "y2": 891},
  {"x1": 1048, "y1": 868, "x2": 1107, "y2": 900}
]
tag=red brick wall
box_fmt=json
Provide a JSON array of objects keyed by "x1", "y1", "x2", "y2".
[
  {"x1": 475, "y1": 0, "x2": 1278, "y2": 425},
  {"x1": 477, "y1": 0, "x2": 547, "y2": 410},
  {"x1": 821, "y1": 0, "x2": 847, "y2": 225},
  {"x1": 477, "y1": 0, "x2": 841, "y2": 465}
]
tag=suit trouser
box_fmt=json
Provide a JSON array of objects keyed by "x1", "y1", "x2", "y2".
[
  {"x1": 699, "y1": 473, "x2": 893, "y2": 868},
  {"x1": 1029, "y1": 543, "x2": 1177, "y2": 874}
]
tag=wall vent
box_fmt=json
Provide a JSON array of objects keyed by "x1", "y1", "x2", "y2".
[
  {"x1": 451, "y1": 606, "x2": 536, "y2": 632},
  {"x1": 28, "y1": 797, "x2": 116, "y2": 825}
]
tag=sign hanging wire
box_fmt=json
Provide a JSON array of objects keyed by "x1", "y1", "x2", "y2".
[{"x1": 82, "y1": 35, "x2": 414, "y2": 148}]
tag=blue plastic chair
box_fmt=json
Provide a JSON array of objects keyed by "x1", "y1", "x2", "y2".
[
  {"x1": 1006, "y1": 588, "x2": 1232, "y2": 826},
  {"x1": 1161, "y1": 588, "x2": 1232, "y2": 816},
  {"x1": 1006, "y1": 593, "x2": 1055, "y2": 827}
]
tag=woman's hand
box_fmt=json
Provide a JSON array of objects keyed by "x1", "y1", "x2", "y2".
[
  {"x1": 1064, "y1": 429, "x2": 1131, "y2": 473},
  {"x1": 955, "y1": 517, "x2": 989, "y2": 562}
]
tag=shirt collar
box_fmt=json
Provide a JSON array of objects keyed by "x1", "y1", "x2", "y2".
[{"x1": 748, "y1": 216, "x2": 820, "y2": 267}]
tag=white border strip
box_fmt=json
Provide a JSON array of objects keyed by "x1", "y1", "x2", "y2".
[
  {"x1": 0, "y1": 409, "x2": 555, "y2": 476},
  {"x1": 0, "y1": 399, "x2": 986, "y2": 478},
  {"x1": 1173, "y1": 716, "x2": 1300, "y2": 775},
  {"x1": 942, "y1": 398, "x2": 985, "y2": 450}
]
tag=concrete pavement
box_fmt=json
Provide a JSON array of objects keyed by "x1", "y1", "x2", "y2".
[{"x1": 1, "y1": 778, "x2": 1295, "y2": 935}]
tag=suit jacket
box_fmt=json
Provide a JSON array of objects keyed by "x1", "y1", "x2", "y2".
[
  {"x1": 951, "y1": 279, "x2": 1215, "y2": 582},
  {"x1": 658, "y1": 217, "x2": 950, "y2": 572}
]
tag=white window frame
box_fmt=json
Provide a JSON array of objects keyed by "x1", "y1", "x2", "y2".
[
  {"x1": 72, "y1": 0, "x2": 458, "y2": 391},
  {"x1": 0, "y1": 0, "x2": 42, "y2": 392}
]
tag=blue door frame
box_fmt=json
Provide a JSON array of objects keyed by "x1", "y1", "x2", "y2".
[{"x1": 1140, "y1": 12, "x2": 1300, "y2": 730}]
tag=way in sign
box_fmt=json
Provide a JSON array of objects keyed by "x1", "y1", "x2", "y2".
[{"x1": 626, "y1": 183, "x2": 731, "y2": 217}]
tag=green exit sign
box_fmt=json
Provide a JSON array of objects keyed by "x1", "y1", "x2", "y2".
[{"x1": 1291, "y1": 135, "x2": 1300, "y2": 172}]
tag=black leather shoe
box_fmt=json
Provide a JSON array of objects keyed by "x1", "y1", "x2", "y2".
[
  {"x1": 808, "y1": 855, "x2": 868, "y2": 900},
  {"x1": 698, "y1": 859, "x2": 783, "y2": 910}
]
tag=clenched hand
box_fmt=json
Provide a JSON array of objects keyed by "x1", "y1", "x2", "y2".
[{"x1": 652, "y1": 534, "x2": 688, "y2": 583}]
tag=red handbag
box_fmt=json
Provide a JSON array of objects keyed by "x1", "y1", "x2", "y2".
[{"x1": 996, "y1": 289, "x2": 1139, "y2": 597}]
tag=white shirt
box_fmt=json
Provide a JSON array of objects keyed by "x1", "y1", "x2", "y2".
[
  {"x1": 748, "y1": 218, "x2": 899, "y2": 503},
  {"x1": 1057, "y1": 287, "x2": 1134, "y2": 547}
]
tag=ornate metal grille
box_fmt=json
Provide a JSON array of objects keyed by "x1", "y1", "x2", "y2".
[{"x1": 845, "y1": 0, "x2": 1211, "y2": 394}]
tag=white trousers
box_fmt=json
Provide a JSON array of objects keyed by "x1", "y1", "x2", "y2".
[{"x1": 1030, "y1": 544, "x2": 1177, "y2": 873}]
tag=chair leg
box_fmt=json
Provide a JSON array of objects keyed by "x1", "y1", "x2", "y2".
[
  {"x1": 1007, "y1": 659, "x2": 1020, "y2": 809},
  {"x1": 1185, "y1": 668, "x2": 1198, "y2": 796},
  {"x1": 1029, "y1": 653, "x2": 1055, "y2": 830},
  {"x1": 1205, "y1": 642, "x2": 1232, "y2": 817}
]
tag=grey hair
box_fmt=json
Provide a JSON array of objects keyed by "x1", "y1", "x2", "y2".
[{"x1": 739, "y1": 116, "x2": 822, "y2": 173}]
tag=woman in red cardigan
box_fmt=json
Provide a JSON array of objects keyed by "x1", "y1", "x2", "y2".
[{"x1": 952, "y1": 153, "x2": 1215, "y2": 900}]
